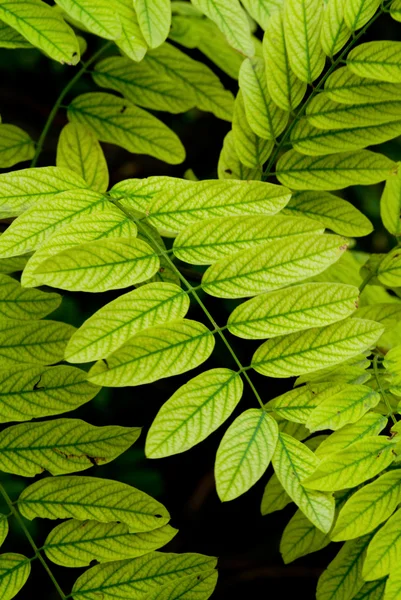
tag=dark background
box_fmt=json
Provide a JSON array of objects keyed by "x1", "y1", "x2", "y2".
[{"x1": 0, "y1": 7, "x2": 400, "y2": 599}]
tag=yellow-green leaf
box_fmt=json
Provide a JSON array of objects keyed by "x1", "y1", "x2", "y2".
[
  {"x1": 381, "y1": 167, "x2": 401, "y2": 238},
  {"x1": 348, "y1": 41, "x2": 401, "y2": 83},
  {"x1": 145, "y1": 570, "x2": 218, "y2": 600},
  {"x1": 54, "y1": 0, "x2": 121, "y2": 39},
  {"x1": 133, "y1": 0, "x2": 170, "y2": 48},
  {"x1": 344, "y1": 0, "x2": 381, "y2": 31},
  {"x1": 0, "y1": 516, "x2": 8, "y2": 548},
  {"x1": 0, "y1": 554, "x2": 30, "y2": 600},
  {"x1": 260, "y1": 473, "x2": 292, "y2": 515},
  {"x1": 320, "y1": 0, "x2": 350, "y2": 57},
  {"x1": 325, "y1": 67, "x2": 401, "y2": 104},
  {"x1": 241, "y1": 0, "x2": 283, "y2": 30},
  {"x1": 0, "y1": 20, "x2": 31, "y2": 48},
  {"x1": 266, "y1": 382, "x2": 332, "y2": 424},
  {"x1": 232, "y1": 91, "x2": 274, "y2": 168},
  {"x1": 114, "y1": 0, "x2": 147, "y2": 62},
  {"x1": 378, "y1": 247, "x2": 401, "y2": 287},
  {"x1": 391, "y1": 0, "x2": 401, "y2": 22},
  {"x1": 364, "y1": 506, "x2": 401, "y2": 580},
  {"x1": 218, "y1": 131, "x2": 261, "y2": 180},
  {"x1": 0, "y1": 124, "x2": 34, "y2": 168},
  {"x1": 0, "y1": 273, "x2": 60, "y2": 319}
]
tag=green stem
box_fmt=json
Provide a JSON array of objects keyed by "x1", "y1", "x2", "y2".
[
  {"x1": 110, "y1": 197, "x2": 266, "y2": 410},
  {"x1": 263, "y1": 7, "x2": 387, "y2": 178},
  {"x1": 373, "y1": 355, "x2": 397, "y2": 425},
  {"x1": 30, "y1": 41, "x2": 113, "y2": 168},
  {"x1": 359, "y1": 272, "x2": 374, "y2": 294},
  {"x1": 0, "y1": 484, "x2": 66, "y2": 600}
]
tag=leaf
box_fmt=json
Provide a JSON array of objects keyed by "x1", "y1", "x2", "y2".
[
  {"x1": 218, "y1": 131, "x2": 261, "y2": 180},
  {"x1": 144, "y1": 570, "x2": 218, "y2": 600},
  {"x1": 191, "y1": 0, "x2": 254, "y2": 56},
  {"x1": 260, "y1": 473, "x2": 292, "y2": 515},
  {"x1": 252, "y1": 318, "x2": 383, "y2": 378},
  {"x1": 44, "y1": 520, "x2": 177, "y2": 567},
  {"x1": 146, "y1": 178, "x2": 291, "y2": 235},
  {"x1": 0, "y1": 554, "x2": 30, "y2": 600},
  {"x1": 343, "y1": 0, "x2": 381, "y2": 31},
  {"x1": 354, "y1": 580, "x2": 387, "y2": 600},
  {"x1": 378, "y1": 247, "x2": 401, "y2": 288},
  {"x1": 146, "y1": 369, "x2": 243, "y2": 458},
  {"x1": 0, "y1": 418, "x2": 140, "y2": 477},
  {"x1": 93, "y1": 56, "x2": 195, "y2": 114},
  {"x1": 241, "y1": 0, "x2": 283, "y2": 30},
  {"x1": 215, "y1": 409, "x2": 278, "y2": 501},
  {"x1": 0, "y1": 273, "x2": 60, "y2": 319},
  {"x1": 31, "y1": 236, "x2": 160, "y2": 293},
  {"x1": 202, "y1": 233, "x2": 347, "y2": 299},
  {"x1": 263, "y1": 9, "x2": 306, "y2": 111},
  {"x1": 228, "y1": 282, "x2": 359, "y2": 340},
  {"x1": 0, "y1": 166, "x2": 88, "y2": 219},
  {"x1": 173, "y1": 214, "x2": 323, "y2": 265},
  {"x1": 331, "y1": 469, "x2": 401, "y2": 541},
  {"x1": 65, "y1": 282, "x2": 188, "y2": 363},
  {"x1": 391, "y1": 0, "x2": 401, "y2": 22},
  {"x1": 266, "y1": 382, "x2": 332, "y2": 424},
  {"x1": 114, "y1": 0, "x2": 147, "y2": 62},
  {"x1": 0, "y1": 124, "x2": 34, "y2": 168},
  {"x1": 276, "y1": 149, "x2": 396, "y2": 191},
  {"x1": 54, "y1": 0, "x2": 121, "y2": 39},
  {"x1": 0, "y1": 365, "x2": 101, "y2": 424},
  {"x1": 0, "y1": 516, "x2": 8, "y2": 548},
  {"x1": 71, "y1": 551, "x2": 217, "y2": 600},
  {"x1": 0, "y1": 319, "x2": 75, "y2": 367},
  {"x1": 363, "y1": 506, "x2": 401, "y2": 581},
  {"x1": 282, "y1": 191, "x2": 373, "y2": 236},
  {"x1": 232, "y1": 91, "x2": 274, "y2": 169},
  {"x1": 381, "y1": 168, "x2": 401, "y2": 238},
  {"x1": 133, "y1": 0, "x2": 171, "y2": 48},
  {"x1": 306, "y1": 384, "x2": 380, "y2": 432},
  {"x1": 0, "y1": 20, "x2": 32, "y2": 48},
  {"x1": 320, "y1": 0, "x2": 350, "y2": 57},
  {"x1": 324, "y1": 67, "x2": 401, "y2": 104},
  {"x1": 18, "y1": 476, "x2": 170, "y2": 532},
  {"x1": 316, "y1": 534, "x2": 373, "y2": 600},
  {"x1": 0, "y1": 0, "x2": 79, "y2": 65},
  {"x1": 272, "y1": 433, "x2": 335, "y2": 532},
  {"x1": 283, "y1": 0, "x2": 326, "y2": 83},
  {"x1": 303, "y1": 436, "x2": 397, "y2": 492},
  {"x1": 88, "y1": 319, "x2": 215, "y2": 387},
  {"x1": 355, "y1": 303, "x2": 401, "y2": 327},
  {"x1": 239, "y1": 57, "x2": 288, "y2": 140},
  {"x1": 347, "y1": 41, "x2": 401, "y2": 83},
  {"x1": 56, "y1": 123, "x2": 108, "y2": 193},
  {"x1": 0, "y1": 255, "x2": 29, "y2": 274},
  {"x1": 68, "y1": 93, "x2": 185, "y2": 165}
]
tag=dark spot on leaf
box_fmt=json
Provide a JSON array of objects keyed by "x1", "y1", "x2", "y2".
[
  {"x1": 120, "y1": 105, "x2": 127, "y2": 114},
  {"x1": 72, "y1": 52, "x2": 78, "y2": 57},
  {"x1": 154, "y1": 514, "x2": 163, "y2": 518},
  {"x1": 225, "y1": 169, "x2": 232, "y2": 174},
  {"x1": 103, "y1": 359, "x2": 109, "y2": 368}
]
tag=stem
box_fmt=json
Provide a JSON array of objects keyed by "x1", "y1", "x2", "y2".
[
  {"x1": 0, "y1": 484, "x2": 66, "y2": 600},
  {"x1": 263, "y1": 7, "x2": 387, "y2": 178},
  {"x1": 110, "y1": 197, "x2": 266, "y2": 410},
  {"x1": 359, "y1": 272, "x2": 374, "y2": 294},
  {"x1": 30, "y1": 42, "x2": 113, "y2": 168},
  {"x1": 373, "y1": 355, "x2": 397, "y2": 425}
]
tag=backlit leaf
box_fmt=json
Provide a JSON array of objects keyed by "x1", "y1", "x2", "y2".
[
  {"x1": 348, "y1": 41, "x2": 401, "y2": 83},
  {"x1": 320, "y1": 0, "x2": 350, "y2": 57},
  {"x1": 325, "y1": 67, "x2": 401, "y2": 104},
  {"x1": 241, "y1": 0, "x2": 283, "y2": 30},
  {"x1": 54, "y1": 0, "x2": 121, "y2": 39},
  {"x1": 260, "y1": 473, "x2": 292, "y2": 515},
  {"x1": 344, "y1": 0, "x2": 381, "y2": 31},
  {"x1": 381, "y1": 167, "x2": 401, "y2": 238},
  {"x1": 0, "y1": 516, "x2": 8, "y2": 548},
  {"x1": 218, "y1": 131, "x2": 261, "y2": 180},
  {"x1": 391, "y1": 0, "x2": 401, "y2": 22},
  {"x1": 378, "y1": 247, "x2": 401, "y2": 288},
  {"x1": 232, "y1": 92, "x2": 274, "y2": 168},
  {"x1": 364, "y1": 506, "x2": 401, "y2": 580},
  {"x1": 0, "y1": 124, "x2": 34, "y2": 168},
  {"x1": 0, "y1": 554, "x2": 30, "y2": 600},
  {"x1": 144, "y1": 570, "x2": 218, "y2": 600},
  {"x1": 114, "y1": 0, "x2": 147, "y2": 62},
  {"x1": 0, "y1": 20, "x2": 31, "y2": 48},
  {"x1": 0, "y1": 273, "x2": 60, "y2": 319},
  {"x1": 133, "y1": 0, "x2": 171, "y2": 48}
]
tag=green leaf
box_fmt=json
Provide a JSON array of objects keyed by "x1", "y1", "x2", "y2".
[
  {"x1": 272, "y1": 433, "x2": 335, "y2": 532},
  {"x1": 0, "y1": 20, "x2": 32, "y2": 48},
  {"x1": 354, "y1": 580, "x2": 387, "y2": 600},
  {"x1": 30, "y1": 236, "x2": 160, "y2": 293},
  {"x1": 65, "y1": 282, "x2": 188, "y2": 364},
  {"x1": 0, "y1": 365, "x2": 101, "y2": 424},
  {"x1": 378, "y1": 247, "x2": 401, "y2": 288},
  {"x1": 144, "y1": 570, "x2": 218, "y2": 600},
  {"x1": 384, "y1": 570, "x2": 401, "y2": 600},
  {"x1": 263, "y1": 9, "x2": 306, "y2": 111},
  {"x1": 202, "y1": 233, "x2": 347, "y2": 299},
  {"x1": 218, "y1": 131, "x2": 261, "y2": 180},
  {"x1": 331, "y1": 469, "x2": 401, "y2": 541},
  {"x1": 0, "y1": 166, "x2": 88, "y2": 219},
  {"x1": 282, "y1": 191, "x2": 373, "y2": 236},
  {"x1": 215, "y1": 408, "x2": 278, "y2": 502},
  {"x1": 114, "y1": 0, "x2": 147, "y2": 62},
  {"x1": 239, "y1": 57, "x2": 288, "y2": 140},
  {"x1": 347, "y1": 41, "x2": 401, "y2": 83},
  {"x1": 0, "y1": 418, "x2": 140, "y2": 477},
  {"x1": 0, "y1": 124, "x2": 34, "y2": 168},
  {"x1": 304, "y1": 436, "x2": 397, "y2": 492},
  {"x1": 320, "y1": 0, "x2": 350, "y2": 57},
  {"x1": 232, "y1": 91, "x2": 274, "y2": 169},
  {"x1": 343, "y1": 0, "x2": 381, "y2": 31},
  {"x1": 0, "y1": 554, "x2": 30, "y2": 600},
  {"x1": 44, "y1": 520, "x2": 177, "y2": 567},
  {"x1": 381, "y1": 167, "x2": 401, "y2": 238},
  {"x1": 363, "y1": 506, "x2": 401, "y2": 580},
  {"x1": 391, "y1": 0, "x2": 401, "y2": 22},
  {"x1": 280, "y1": 507, "x2": 334, "y2": 564},
  {"x1": 191, "y1": 0, "x2": 254, "y2": 56},
  {"x1": 68, "y1": 92, "x2": 185, "y2": 165},
  {"x1": 71, "y1": 551, "x2": 217, "y2": 600},
  {"x1": 283, "y1": 0, "x2": 326, "y2": 83},
  {"x1": 0, "y1": 319, "x2": 75, "y2": 367},
  {"x1": 133, "y1": 0, "x2": 171, "y2": 48},
  {"x1": 0, "y1": 516, "x2": 8, "y2": 548},
  {"x1": 145, "y1": 178, "x2": 291, "y2": 235},
  {"x1": 146, "y1": 369, "x2": 243, "y2": 458},
  {"x1": 173, "y1": 214, "x2": 323, "y2": 266},
  {"x1": 229, "y1": 282, "x2": 359, "y2": 340},
  {"x1": 306, "y1": 384, "x2": 380, "y2": 432},
  {"x1": 0, "y1": 273, "x2": 60, "y2": 319},
  {"x1": 316, "y1": 534, "x2": 373, "y2": 600},
  {"x1": 88, "y1": 319, "x2": 215, "y2": 387},
  {"x1": 260, "y1": 473, "x2": 292, "y2": 515},
  {"x1": 18, "y1": 476, "x2": 170, "y2": 532},
  {"x1": 241, "y1": 0, "x2": 283, "y2": 30},
  {"x1": 266, "y1": 382, "x2": 332, "y2": 424},
  {"x1": 324, "y1": 67, "x2": 401, "y2": 104},
  {"x1": 276, "y1": 149, "x2": 396, "y2": 191},
  {"x1": 56, "y1": 123, "x2": 108, "y2": 193},
  {"x1": 54, "y1": 0, "x2": 121, "y2": 39},
  {"x1": 0, "y1": 0, "x2": 79, "y2": 65},
  {"x1": 93, "y1": 56, "x2": 195, "y2": 114},
  {"x1": 252, "y1": 318, "x2": 383, "y2": 378}
]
